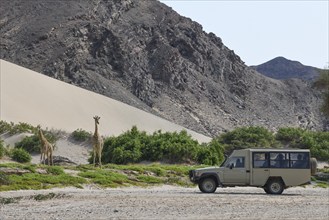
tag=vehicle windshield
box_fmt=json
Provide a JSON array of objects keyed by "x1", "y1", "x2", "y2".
[{"x1": 220, "y1": 153, "x2": 231, "y2": 167}]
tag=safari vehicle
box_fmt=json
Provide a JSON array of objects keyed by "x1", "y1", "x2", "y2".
[{"x1": 189, "y1": 149, "x2": 317, "y2": 194}]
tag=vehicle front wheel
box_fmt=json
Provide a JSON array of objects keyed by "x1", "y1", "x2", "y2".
[
  {"x1": 266, "y1": 180, "x2": 284, "y2": 195},
  {"x1": 198, "y1": 178, "x2": 217, "y2": 193}
]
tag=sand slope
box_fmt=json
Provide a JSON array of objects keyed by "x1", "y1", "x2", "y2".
[{"x1": 0, "y1": 59, "x2": 210, "y2": 142}]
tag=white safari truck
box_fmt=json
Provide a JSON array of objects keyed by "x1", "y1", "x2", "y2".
[{"x1": 189, "y1": 149, "x2": 317, "y2": 194}]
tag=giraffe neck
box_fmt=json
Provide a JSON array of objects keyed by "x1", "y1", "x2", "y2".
[
  {"x1": 94, "y1": 121, "x2": 99, "y2": 137},
  {"x1": 38, "y1": 129, "x2": 47, "y2": 143}
]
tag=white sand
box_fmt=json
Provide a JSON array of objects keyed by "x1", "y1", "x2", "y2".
[
  {"x1": 0, "y1": 59, "x2": 210, "y2": 143},
  {"x1": 0, "y1": 186, "x2": 328, "y2": 220}
]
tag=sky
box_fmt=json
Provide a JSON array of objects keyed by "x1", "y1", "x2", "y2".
[{"x1": 159, "y1": 0, "x2": 329, "y2": 68}]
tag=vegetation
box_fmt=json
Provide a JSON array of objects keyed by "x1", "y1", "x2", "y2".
[
  {"x1": 0, "y1": 120, "x2": 328, "y2": 192},
  {"x1": 275, "y1": 128, "x2": 329, "y2": 161},
  {"x1": 209, "y1": 126, "x2": 328, "y2": 161},
  {"x1": 0, "y1": 121, "x2": 35, "y2": 135},
  {"x1": 97, "y1": 126, "x2": 224, "y2": 165},
  {"x1": 46, "y1": 166, "x2": 65, "y2": 175},
  {"x1": 71, "y1": 128, "x2": 91, "y2": 142},
  {"x1": 216, "y1": 126, "x2": 279, "y2": 154},
  {"x1": 313, "y1": 68, "x2": 329, "y2": 117},
  {"x1": 11, "y1": 148, "x2": 32, "y2": 163},
  {"x1": 0, "y1": 196, "x2": 22, "y2": 205},
  {"x1": 0, "y1": 163, "x2": 204, "y2": 191},
  {"x1": 14, "y1": 135, "x2": 40, "y2": 153},
  {"x1": 0, "y1": 139, "x2": 5, "y2": 158}
]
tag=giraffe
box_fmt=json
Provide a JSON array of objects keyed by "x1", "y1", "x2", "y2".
[
  {"x1": 37, "y1": 125, "x2": 54, "y2": 166},
  {"x1": 92, "y1": 116, "x2": 104, "y2": 167}
]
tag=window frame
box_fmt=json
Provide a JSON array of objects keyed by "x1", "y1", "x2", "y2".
[{"x1": 252, "y1": 151, "x2": 310, "y2": 169}]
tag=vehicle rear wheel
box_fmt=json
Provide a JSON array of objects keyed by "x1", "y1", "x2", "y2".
[
  {"x1": 266, "y1": 179, "x2": 284, "y2": 195},
  {"x1": 198, "y1": 178, "x2": 217, "y2": 193}
]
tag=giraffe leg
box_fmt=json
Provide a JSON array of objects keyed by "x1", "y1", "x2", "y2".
[
  {"x1": 46, "y1": 150, "x2": 49, "y2": 166},
  {"x1": 50, "y1": 151, "x2": 53, "y2": 166},
  {"x1": 41, "y1": 150, "x2": 45, "y2": 165},
  {"x1": 98, "y1": 151, "x2": 102, "y2": 168},
  {"x1": 93, "y1": 147, "x2": 96, "y2": 167}
]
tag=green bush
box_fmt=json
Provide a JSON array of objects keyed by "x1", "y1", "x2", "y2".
[
  {"x1": 46, "y1": 166, "x2": 65, "y2": 175},
  {"x1": 276, "y1": 127, "x2": 305, "y2": 144},
  {"x1": 197, "y1": 140, "x2": 224, "y2": 165},
  {"x1": 95, "y1": 126, "x2": 224, "y2": 165},
  {"x1": 0, "y1": 121, "x2": 11, "y2": 134},
  {"x1": 71, "y1": 129, "x2": 91, "y2": 142},
  {"x1": 15, "y1": 135, "x2": 40, "y2": 153},
  {"x1": 101, "y1": 126, "x2": 145, "y2": 164},
  {"x1": 0, "y1": 121, "x2": 36, "y2": 135},
  {"x1": 11, "y1": 148, "x2": 32, "y2": 163},
  {"x1": 275, "y1": 128, "x2": 329, "y2": 161},
  {"x1": 0, "y1": 139, "x2": 5, "y2": 158},
  {"x1": 0, "y1": 172, "x2": 10, "y2": 185},
  {"x1": 218, "y1": 126, "x2": 278, "y2": 153}
]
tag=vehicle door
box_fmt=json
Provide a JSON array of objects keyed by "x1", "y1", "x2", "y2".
[
  {"x1": 223, "y1": 156, "x2": 249, "y2": 185},
  {"x1": 251, "y1": 152, "x2": 270, "y2": 186}
]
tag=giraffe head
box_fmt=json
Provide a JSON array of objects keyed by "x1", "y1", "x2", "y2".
[
  {"x1": 37, "y1": 125, "x2": 41, "y2": 129},
  {"x1": 93, "y1": 116, "x2": 100, "y2": 124}
]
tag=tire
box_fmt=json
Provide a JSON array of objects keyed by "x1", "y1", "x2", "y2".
[
  {"x1": 266, "y1": 179, "x2": 284, "y2": 195},
  {"x1": 198, "y1": 177, "x2": 217, "y2": 193}
]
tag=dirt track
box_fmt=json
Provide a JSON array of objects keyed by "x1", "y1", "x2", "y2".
[{"x1": 1, "y1": 185, "x2": 328, "y2": 220}]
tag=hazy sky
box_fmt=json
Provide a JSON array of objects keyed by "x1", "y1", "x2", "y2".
[{"x1": 159, "y1": 0, "x2": 329, "y2": 68}]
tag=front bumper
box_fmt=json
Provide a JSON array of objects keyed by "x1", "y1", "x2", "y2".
[{"x1": 189, "y1": 170, "x2": 200, "y2": 183}]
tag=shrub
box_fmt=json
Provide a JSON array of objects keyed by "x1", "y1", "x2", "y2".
[
  {"x1": 276, "y1": 127, "x2": 305, "y2": 144},
  {"x1": 15, "y1": 135, "x2": 40, "y2": 153},
  {"x1": 46, "y1": 166, "x2": 65, "y2": 175},
  {"x1": 197, "y1": 140, "x2": 224, "y2": 165},
  {"x1": 275, "y1": 128, "x2": 329, "y2": 161},
  {"x1": 96, "y1": 126, "x2": 223, "y2": 165},
  {"x1": 0, "y1": 120, "x2": 11, "y2": 134},
  {"x1": 218, "y1": 126, "x2": 278, "y2": 153},
  {"x1": 0, "y1": 172, "x2": 11, "y2": 185},
  {"x1": 0, "y1": 121, "x2": 36, "y2": 135},
  {"x1": 0, "y1": 139, "x2": 5, "y2": 158},
  {"x1": 11, "y1": 148, "x2": 32, "y2": 163},
  {"x1": 71, "y1": 129, "x2": 91, "y2": 142},
  {"x1": 10, "y1": 122, "x2": 36, "y2": 134}
]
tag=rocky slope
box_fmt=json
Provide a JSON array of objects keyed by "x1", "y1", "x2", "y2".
[
  {"x1": 0, "y1": 0, "x2": 327, "y2": 136},
  {"x1": 251, "y1": 57, "x2": 320, "y2": 81}
]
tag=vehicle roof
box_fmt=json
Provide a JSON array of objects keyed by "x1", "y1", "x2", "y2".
[{"x1": 234, "y1": 148, "x2": 310, "y2": 152}]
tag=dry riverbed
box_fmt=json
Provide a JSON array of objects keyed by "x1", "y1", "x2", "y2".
[{"x1": 0, "y1": 185, "x2": 328, "y2": 220}]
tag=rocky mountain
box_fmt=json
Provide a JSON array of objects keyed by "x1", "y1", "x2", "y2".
[
  {"x1": 0, "y1": 0, "x2": 327, "y2": 136},
  {"x1": 251, "y1": 57, "x2": 320, "y2": 81}
]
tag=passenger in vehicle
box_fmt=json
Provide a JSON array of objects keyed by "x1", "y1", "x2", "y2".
[
  {"x1": 293, "y1": 154, "x2": 307, "y2": 168},
  {"x1": 275, "y1": 154, "x2": 287, "y2": 168}
]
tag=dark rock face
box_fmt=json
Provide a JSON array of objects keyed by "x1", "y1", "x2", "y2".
[
  {"x1": 251, "y1": 57, "x2": 320, "y2": 81},
  {"x1": 0, "y1": 0, "x2": 327, "y2": 136},
  {"x1": 44, "y1": 156, "x2": 77, "y2": 166}
]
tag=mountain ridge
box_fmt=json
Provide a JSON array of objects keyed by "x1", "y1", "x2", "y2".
[
  {"x1": 251, "y1": 56, "x2": 320, "y2": 80},
  {"x1": 0, "y1": 0, "x2": 327, "y2": 135}
]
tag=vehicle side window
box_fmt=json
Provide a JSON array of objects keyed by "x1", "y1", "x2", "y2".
[
  {"x1": 291, "y1": 153, "x2": 309, "y2": 168},
  {"x1": 253, "y1": 153, "x2": 268, "y2": 168},
  {"x1": 270, "y1": 153, "x2": 289, "y2": 168},
  {"x1": 225, "y1": 157, "x2": 245, "y2": 168}
]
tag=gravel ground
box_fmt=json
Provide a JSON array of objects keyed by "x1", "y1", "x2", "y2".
[{"x1": 1, "y1": 185, "x2": 328, "y2": 220}]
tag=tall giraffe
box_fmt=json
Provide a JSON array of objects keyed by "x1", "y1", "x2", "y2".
[
  {"x1": 37, "y1": 125, "x2": 54, "y2": 166},
  {"x1": 92, "y1": 116, "x2": 104, "y2": 167}
]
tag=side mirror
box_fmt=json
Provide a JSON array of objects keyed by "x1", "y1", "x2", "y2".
[{"x1": 230, "y1": 163, "x2": 234, "y2": 169}]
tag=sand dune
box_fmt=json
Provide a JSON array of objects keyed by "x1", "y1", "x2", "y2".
[{"x1": 0, "y1": 59, "x2": 210, "y2": 142}]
